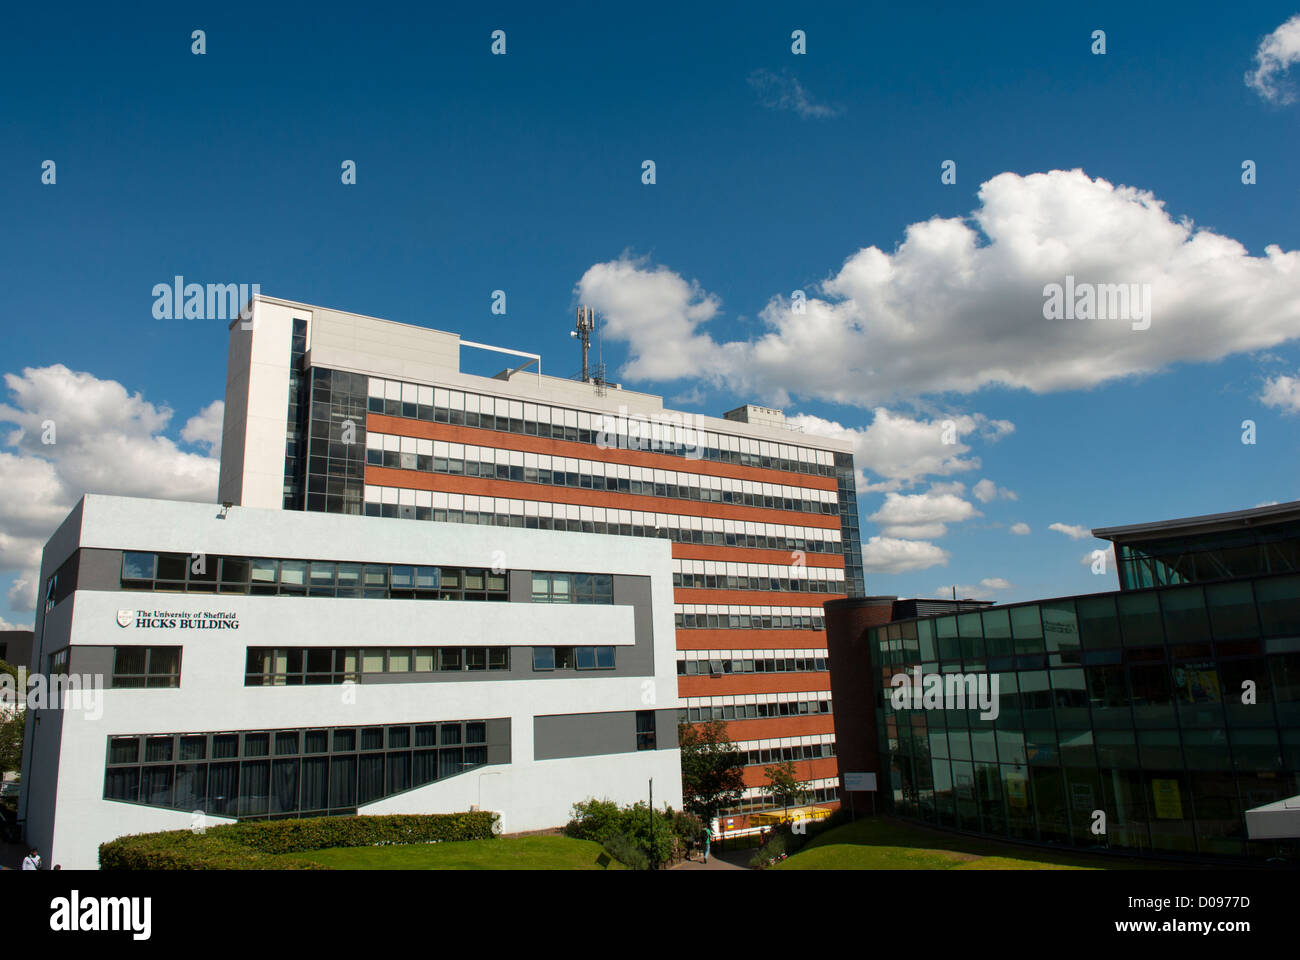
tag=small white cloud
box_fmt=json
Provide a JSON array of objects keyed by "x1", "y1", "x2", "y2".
[
  {"x1": 181, "y1": 400, "x2": 225, "y2": 455},
  {"x1": 862, "y1": 537, "x2": 950, "y2": 573},
  {"x1": 1050, "y1": 522, "x2": 1092, "y2": 540},
  {"x1": 1009, "y1": 521, "x2": 1031, "y2": 535},
  {"x1": 868, "y1": 488, "x2": 979, "y2": 539},
  {"x1": 1260, "y1": 372, "x2": 1300, "y2": 414},
  {"x1": 933, "y1": 577, "x2": 1012, "y2": 600},
  {"x1": 973, "y1": 478, "x2": 1018, "y2": 503},
  {"x1": 1246, "y1": 14, "x2": 1300, "y2": 103},
  {"x1": 1081, "y1": 548, "x2": 1113, "y2": 569},
  {"x1": 0, "y1": 614, "x2": 30, "y2": 631},
  {"x1": 747, "y1": 69, "x2": 842, "y2": 119}
]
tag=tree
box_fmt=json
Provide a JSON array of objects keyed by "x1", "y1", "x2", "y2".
[
  {"x1": 677, "y1": 720, "x2": 746, "y2": 826},
  {"x1": 761, "y1": 760, "x2": 809, "y2": 817},
  {"x1": 0, "y1": 659, "x2": 23, "y2": 775}
]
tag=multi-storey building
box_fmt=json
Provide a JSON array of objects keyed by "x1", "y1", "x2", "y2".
[
  {"x1": 827, "y1": 500, "x2": 1300, "y2": 863},
  {"x1": 21, "y1": 494, "x2": 682, "y2": 868},
  {"x1": 219, "y1": 295, "x2": 865, "y2": 822}
]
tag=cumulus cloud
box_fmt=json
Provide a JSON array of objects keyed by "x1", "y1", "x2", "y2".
[
  {"x1": 861, "y1": 537, "x2": 949, "y2": 574},
  {"x1": 0, "y1": 614, "x2": 30, "y2": 631},
  {"x1": 181, "y1": 400, "x2": 225, "y2": 455},
  {"x1": 747, "y1": 69, "x2": 842, "y2": 119},
  {"x1": 788, "y1": 409, "x2": 1013, "y2": 493},
  {"x1": 1009, "y1": 521, "x2": 1031, "y2": 535},
  {"x1": 973, "y1": 477, "x2": 1018, "y2": 503},
  {"x1": 578, "y1": 170, "x2": 1300, "y2": 408},
  {"x1": 0, "y1": 365, "x2": 220, "y2": 611},
  {"x1": 1260, "y1": 372, "x2": 1300, "y2": 414},
  {"x1": 868, "y1": 488, "x2": 979, "y2": 539},
  {"x1": 1246, "y1": 15, "x2": 1300, "y2": 103},
  {"x1": 934, "y1": 577, "x2": 1012, "y2": 600},
  {"x1": 1050, "y1": 522, "x2": 1092, "y2": 540}
]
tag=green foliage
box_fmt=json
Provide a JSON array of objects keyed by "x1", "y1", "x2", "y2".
[
  {"x1": 98, "y1": 812, "x2": 499, "y2": 870},
  {"x1": 760, "y1": 760, "x2": 809, "y2": 810},
  {"x1": 601, "y1": 833, "x2": 649, "y2": 870},
  {"x1": 749, "y1": 830, "x2": 792, "y2": 868},
  {"x1": 750, "y1": 808, "x2": 851, "y2": 868},
  {"x1": 677, "y1": 720, "x2": 745, "y2": 824},
  {"x1": 564, "y1": 798, "x2": 700, "y2": 868},
  {"x1": 0, "y1": 659, "x2": 24, "y2": 775}
]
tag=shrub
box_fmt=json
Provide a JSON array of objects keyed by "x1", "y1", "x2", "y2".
[
  {"x1": 99, "y1": 812, "x2": 499, "y2": 870},
  {"x1": 565, "y1": 799, "x2": 693, "y2": 868},
  {"x1": 602, "y1": 832, "x2": 649, "y2": 870}
]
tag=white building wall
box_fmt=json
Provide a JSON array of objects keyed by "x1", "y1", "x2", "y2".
[{"x1": 30, "y1": 496, "x2": 682, "y2": 869}]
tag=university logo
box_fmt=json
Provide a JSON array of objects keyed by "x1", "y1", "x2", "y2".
[{"x1": 116, "y1": 610, "x2": 133, "y2": 628}]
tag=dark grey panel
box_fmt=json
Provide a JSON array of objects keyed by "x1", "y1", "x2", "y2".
[
  {"x1": 67, "y1": 646, "x2": 114, "y2": 682},
  {"x1": 508, "y1": 570, "x2": 532, "y2": 603},
  {"x1": 534, "y1": 709, "x2": 665, "y2": 761},
  {"x1": 486, "y1": 718, "x2": 512, "y2": 764},
  {"x1": 77, "y1": 549, "x2": 124, "y2": 591},
  {"x1": 654, "y1": 709, "x2": 679, "y2": 749}
]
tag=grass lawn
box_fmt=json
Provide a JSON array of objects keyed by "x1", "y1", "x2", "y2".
[
  {"x1": 281, "y1": 835, "x2": 623, "y2": 870},
  {"x1": 773, "y1": 816, "x2": 1179, "y2": 871}
]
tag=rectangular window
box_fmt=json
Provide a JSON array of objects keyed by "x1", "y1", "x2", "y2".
[
  {"x1": 636, "y1": 711, "x2": 657, "y2": 751},
  {"x1": 111, "y1": 646, "x2": 182, "y2": 689}
]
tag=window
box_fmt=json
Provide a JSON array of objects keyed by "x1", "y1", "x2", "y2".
[
  {"x1": 636, "y1": 711, "x2": 657, "y2": 751},
  {"x1": 531, "y1": 572, "x2": 614, "y2": 604},
  {"x1": 103, "y1": 720, "x2": 501, "y2": 817},
  {"x1": 112, "y1": 647, "x2": 181, "y2": 689},
  {"x1": 533, "y1": 647, "x2": 555, "y2": 671},
  {"x1": 575, "y1": 646, "x2": 615, "y2": 670}
]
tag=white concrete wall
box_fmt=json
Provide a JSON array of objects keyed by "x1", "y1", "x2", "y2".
[{"x1": 219, "y1": 301, "x2": 298, "y2": 509}]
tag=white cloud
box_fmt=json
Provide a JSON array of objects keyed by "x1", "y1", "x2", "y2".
[
  {"x1": 1009, "y1": 521, "x2": 1031, "y2": 535},
  {"x1": 934, "y1": 577, "x2": 1012, "y2": 600},
  {"x1": 574, "y1": 255, "x2": 724, "y2": 383},
  {"x1": 1081, "y1": 548, "x2": 1113, "y2": 569},
  {"x1": 181, "y1": 400, "x2": 224, "y2": 455},
  {"x1": 747, "y1": 69, "x2": 842, "y2": 119},
  {"x1": 788, "y1": 409, "x2": 1013, "y2": 493},
  {"x1": 868, "y1": 488, "x2": 978, "y2": 539},
  {"x1": 973, "y1": 478, "x2": 1018, "y2": 503},
  {"x1": 1246, "y1": 15, "x2": 1300, "y2": 103},
  {"x1": 1260, "y1": 372, "x2": 1300, "y2": 414},
  {"x1": 0, "y1": 614, "x2": 30, "y2": 631},
  {"x1": 0, "y1": 365, "x2": 220, "y2": 612},
  {"x1": 1050, "y1": 522, "x2": 1092, "y2": 540},
  {"x1": 861, "y1": 537, "x2": 950, "y2": 574},
  {"x1": 580, "y1": 170, "x2": 1300, "y2": 408}
]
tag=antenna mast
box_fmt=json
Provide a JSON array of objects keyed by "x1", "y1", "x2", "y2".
[{"x1": 572, "y1": 306, "x2": 595, "y2": 382}]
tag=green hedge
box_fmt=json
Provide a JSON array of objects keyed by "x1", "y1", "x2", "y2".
[{"x1": 99, "y1": 812, "x2": 499, "y2": 870}]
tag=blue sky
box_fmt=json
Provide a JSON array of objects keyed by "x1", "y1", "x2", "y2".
[{"x1": 2, "y1": 2, "x2": 1299, "y2": 626}]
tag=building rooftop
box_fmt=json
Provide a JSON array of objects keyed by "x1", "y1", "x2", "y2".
[{"x1": 1092, "y1": 499, "x2": 1300, "y2": 544}]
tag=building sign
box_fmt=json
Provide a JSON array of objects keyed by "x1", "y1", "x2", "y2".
[
  {"x1": 1152, "y1": 778, "x2": 1184, "y2": 819},
  {"x1": 116, "y1": 609, "x2": 240, "y2": 630},
  {"x1": 843, "y1": 772, "x2": 877, "y2": 792}
]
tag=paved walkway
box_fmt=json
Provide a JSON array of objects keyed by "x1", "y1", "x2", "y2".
[{"x1": 671, "y1": 848, "x2": 750, "y2": 870}]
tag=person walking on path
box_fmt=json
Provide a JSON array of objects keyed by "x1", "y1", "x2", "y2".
[
  {"x1": 21, "y1": 848, "x2": 40, "y2": 870},
  {"x1": 702, "y1": 826, "x2": 712, "y2": 863}
]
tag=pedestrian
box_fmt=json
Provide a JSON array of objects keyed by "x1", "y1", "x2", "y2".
[
  {"x1": 702, "y1": 826, "x2": 711, "y2": 863},
  {"x1": 21, "y1": 848, "x2": 40, "y2": 870}
]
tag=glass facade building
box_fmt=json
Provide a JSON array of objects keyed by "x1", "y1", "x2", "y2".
[{"x1": 868, "y1": 572, "x2": 1300, "y2": 861}]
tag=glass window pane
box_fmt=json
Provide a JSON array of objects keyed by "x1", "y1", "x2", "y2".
[{"x1": 122, "y1": 552, "x2": 155, "y2": 580}]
